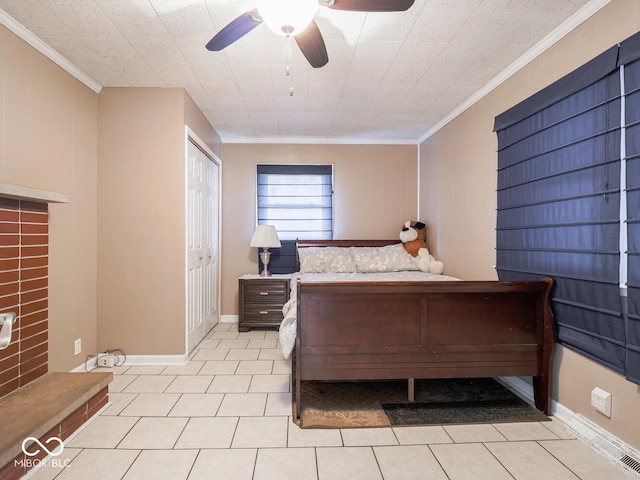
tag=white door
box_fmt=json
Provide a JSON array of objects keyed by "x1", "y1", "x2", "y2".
[
  {"x1": 187, "y1": 138, "x2": 220, "y2": 352},
  {"x1": 204, "y1": 156, "x2": 219, "y2": 332}
]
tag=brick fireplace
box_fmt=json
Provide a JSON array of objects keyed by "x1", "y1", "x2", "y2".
[
  {"x1": 0, "y1": 197, "x2": 48, "y2": 399},
  {"x1": 0, "y1": 195, "x2": 112, "y2": 479}
]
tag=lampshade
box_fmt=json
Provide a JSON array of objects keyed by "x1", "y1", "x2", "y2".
[
  {"x1": 256, "y1": 0, "x2": 318, "y2": 37},
  {"x1": 250, "y1": 224, "x2": 281, "y2": 248}
]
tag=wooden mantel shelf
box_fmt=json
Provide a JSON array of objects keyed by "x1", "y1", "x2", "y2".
[{"x1": 0, "y1": 182, "x2": 69, "y2": 203}]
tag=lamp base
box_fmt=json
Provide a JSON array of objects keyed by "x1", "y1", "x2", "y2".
[{"x1": 259, "y1": 249, "x2": 272, "y2": 277}]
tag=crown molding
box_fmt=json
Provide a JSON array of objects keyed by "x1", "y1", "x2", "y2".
[
  {"x1": 417, "y1": 0, "x2": 611, "y2": 145},
  {"x1": 221, "y1": 135, "x2": 419, "y2": 146},
  {"x1": 0, "y1": 8, "x2": 102, "y2": 94}
]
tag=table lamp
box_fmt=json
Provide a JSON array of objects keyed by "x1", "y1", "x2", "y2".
[{"x1": 250, "y1": 224, "x2": 281, "y2": 276}]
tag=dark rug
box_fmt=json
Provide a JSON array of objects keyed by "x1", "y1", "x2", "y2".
[{"x1": 295, "y1": 377, "x2": 549, "y2": 429}]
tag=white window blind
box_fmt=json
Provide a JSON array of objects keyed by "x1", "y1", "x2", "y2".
[{"x1": 257, "y1": 164, "x2": 333, "y2": 240}]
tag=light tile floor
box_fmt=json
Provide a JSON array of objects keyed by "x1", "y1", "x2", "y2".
[{"x1": 29, "y1": 323, "x2": 634, "y2": 480}]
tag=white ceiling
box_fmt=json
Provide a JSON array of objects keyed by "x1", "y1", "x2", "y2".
[{"x1": 0, "y1": 0, "x2": 606, "y2": 144}]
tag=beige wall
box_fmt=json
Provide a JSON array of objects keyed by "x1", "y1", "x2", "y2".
[
  {"x1": 183, "y1": 91, "x2": 223, "y2": 160},
  {"x1": 97, "y1": 88, "x2": 220, "y2": 356},
  {"x1": 220, "y1": 143, "x2": 418, "y2": 315},
  {"x1": 0, "y1": 25, "x2": 98, "y2": 371},
  {"x1": 419, "y1": 0, "x2": 640, "y2": 448},
  {"x1": 419, "y1": 105, "x2": 498, "y2": 280},
  {"x1": 0, "y1": 27, "x2": 223, "y2": 366}
]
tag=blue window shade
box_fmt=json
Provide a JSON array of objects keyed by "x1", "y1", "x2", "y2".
[
  {"x1": 495, "y1": 47, "x2": 626, "y2": 374},
  {"x1": 257, "y1": 164, "x2": 333, "y2": 241},
  {"x1": 258, "y1": 240, "x2": 297, "y2": 275}
]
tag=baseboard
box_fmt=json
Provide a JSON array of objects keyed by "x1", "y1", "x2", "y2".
[
  {"x1": 221, "y1": 314, "x2": 238, "y2": 324},
  {"x1": 497, "y1": 376, "x2": 536, "y2": 404},
  {"x1": 70, "y1": 354, "x2": 187, "y2": 372},
  {"x1": 497, "y1": 375, "x2": 573, "y2": 423},
  {"x1": 70, "y1": 361, "x2": 92, "y2": 373},
  {"x1": 499, "y1": 376, "x2": 640, "y2": 477},
  {"x1": 120, "y1": 354, "x2": 188, "y2": 366},
  {"x1": 568, "y1": 414, "x2": 640, "y2": 477}
]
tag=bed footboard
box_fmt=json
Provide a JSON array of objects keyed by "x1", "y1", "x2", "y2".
[{"x1": 293, "y1": 278, "x2": 554, "y2": 418}]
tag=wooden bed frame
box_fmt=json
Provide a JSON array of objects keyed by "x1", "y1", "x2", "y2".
[{"x1": 292, "y1": 240, "x2": 555, "y2": 418}]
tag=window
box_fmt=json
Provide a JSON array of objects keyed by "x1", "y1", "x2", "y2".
[
  {"x1": 494, "y1": 31, "x2": 640, "y2": 384},
  {"x1": 256, "y1": 164, "x2": 333, "y2": 240}
]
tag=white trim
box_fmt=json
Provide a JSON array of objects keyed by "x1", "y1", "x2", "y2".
[
  {"x1": 184, "y1": 130, "x2": 190, "y2": 357},
  {"x1": 71, "y1": 354, "x2": 188, "y2": 371},
  {"x1": 221, "y1": 136, "x2": 418, "y2": 145},
  {"x1": 417, "y1": 0, "x2": 611, "y2": 144},
  {"x1": 0, "y1": 8, "x2": 102, "y2": 94},
  {"x1": 70, "y1": 360, "x2": 93, "y2": 373},
  {"x1": 497, "y1": 375, "x2": 573, "y2": 422},
  {"x1": 497, "y1": 376, "x2": 536, "y2": 405},
  {"x1": 120, "y1": 354, "x2": 188, "y2": 366},
  {"x1": 185, "y1": 127, "x2": 222, "y2": 165},
  {"x1": 221, "y1": 314, "x2": 239, "y2": 324}
]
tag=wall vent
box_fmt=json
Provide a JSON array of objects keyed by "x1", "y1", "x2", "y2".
[
  {"x1": 568, "y1": 415, "x2": 640, "y2": 477},
  {"x1": 621, "y1": 455, "x2": 640, "y2": 475}
]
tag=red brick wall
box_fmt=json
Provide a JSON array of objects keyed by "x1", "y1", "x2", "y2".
[{"x1": 0, "y1": 198, "x2": 48, "y2": 398}]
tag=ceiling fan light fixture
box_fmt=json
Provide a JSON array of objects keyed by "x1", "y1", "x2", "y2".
[{"x1": 256, "y1": 0, "x2": 319, "y2": 37}]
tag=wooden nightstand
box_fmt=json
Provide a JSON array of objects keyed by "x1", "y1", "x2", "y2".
[{"x1": 238, "y1": 274, "x2": 291, "y2": 332}]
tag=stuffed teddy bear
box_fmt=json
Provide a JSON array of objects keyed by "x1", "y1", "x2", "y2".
[{"x1": 399, "y1": 220, "x2": 445, "y2": 275}]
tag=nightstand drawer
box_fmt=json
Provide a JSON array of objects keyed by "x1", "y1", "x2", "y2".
[
  {"x1": 243, "y1": 282, "x2": 287, "y2": 303},
  {"x1": 242, "y1": 305, "x2": 285, "y2": 322}
]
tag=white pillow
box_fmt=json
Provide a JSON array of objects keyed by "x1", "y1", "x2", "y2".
[
  {"x1": 298, "y1": 247, "x2": 357, "y2": 273},
  {"x1": 350, "y1": 244, "x2": 419, "y2": 273}
]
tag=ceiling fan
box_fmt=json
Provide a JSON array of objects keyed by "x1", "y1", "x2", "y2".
[{"x1": 206, "y1": 0, "x2": 415, "y2": 68}]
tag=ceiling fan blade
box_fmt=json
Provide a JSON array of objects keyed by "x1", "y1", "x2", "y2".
[
  {"x1": 324, "y1": 0, "x2": 414, "y2": 12},
  {"x1": 295, "y1": 20, "x2": 329, "y2": 68},
  {"x1": 206, "y1": 9, "x2": 262, "y2": 51}
]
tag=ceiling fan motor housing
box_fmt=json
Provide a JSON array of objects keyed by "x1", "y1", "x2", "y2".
[{"x1": 256, "y1": 0, "x2": 319, "y2": 37}]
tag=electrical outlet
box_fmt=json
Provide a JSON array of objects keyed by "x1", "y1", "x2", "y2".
[
  {"x1": 97, "y1": 355, "x2": 116, "y2": 368},
  {"x1": 591, "y1": 387, "x2": 612, "y2": 417},
  {"x1": 74, "y1": 338, "x2": 81, "y2": 356}
]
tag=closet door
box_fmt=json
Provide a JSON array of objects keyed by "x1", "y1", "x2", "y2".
[
  {"x1": 203, "y1": 154, "x2": 219, "y2": 332},
  {"x1": 187, "y1": 139, "x2": 219, "y2": 352}
]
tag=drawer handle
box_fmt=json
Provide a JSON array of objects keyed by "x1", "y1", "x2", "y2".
[
  {"x1": 259, "y1": 292, "x2": 269, "y2": 296},
  {"x1": 259, "y1": 311, "x2": 269, "y2": 315}
]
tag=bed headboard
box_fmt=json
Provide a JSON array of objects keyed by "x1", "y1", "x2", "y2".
[
  {"x1": 295, "y1": 239, "x2": 400, "y2": 271},
  {"x1": 258, "y1": 239, "x2": 297, "y2": 274}
]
